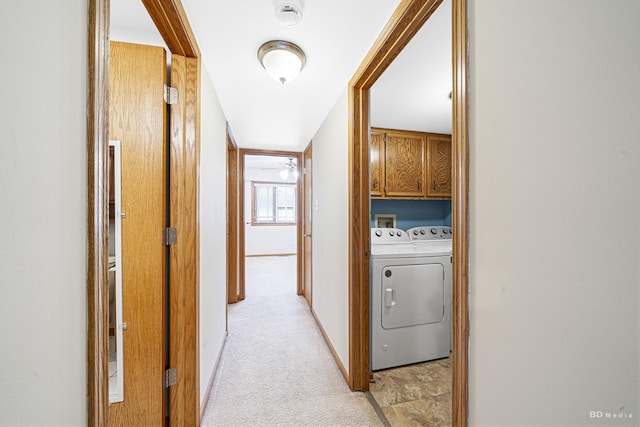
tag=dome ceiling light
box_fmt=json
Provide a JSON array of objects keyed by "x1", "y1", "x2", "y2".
[{"x1": 258, "y1": 40, "x2": 306, "y2": 84}]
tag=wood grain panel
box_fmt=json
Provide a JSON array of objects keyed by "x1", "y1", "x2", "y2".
[
  {"x1": 347, "y1": 85, "x2": 370, "y2": 391},
  {"x1": 227, "y1": 127, "x2": 239, "y2": 304},
  {"x1": 108, "y1": 41, "x2": 167, "y2": 427},
  {"x1": 303, "y1": 143, "x2": 313, "y2": 307},
  {"x1": 142, "y1": 0, "x2": 200, "y2": 57},
  {"x1": 384, "y1": 130, "x2": 426, "y2": 197},
  {"x1": 369, "y1": 130, "x2": 384, "y2": 197},
  {"x1": 87, "y1": 0, "x2": 110, "y2": 424},
  {"x1": 169, "y1": 54, "x2": 200, "y2": 427},
  {"x1": 451, "y1": 0, "x2": 469, "y2": 425},
  {"x1": 427, "y1": 134, "x2": 452, "y2": 197}
]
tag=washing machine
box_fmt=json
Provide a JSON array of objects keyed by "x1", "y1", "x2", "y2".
[{"x1": 370, "y1": 227, "x2": 452, "y2": 371}]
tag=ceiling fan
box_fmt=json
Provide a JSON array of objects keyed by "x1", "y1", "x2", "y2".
[{"x1": 260, "y1": 157, "x2": 298, "y2": 179}]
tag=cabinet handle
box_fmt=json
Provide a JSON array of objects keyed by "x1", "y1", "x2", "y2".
[
  {"x1": 417, "y1": 180, "x2": 422, "y2": 190},
  {"x1": 432, "y1": 181, "x2": 437, "y2": 190},
  {"x1": 373, "y1": 178, "x2": 378, "y2": 189}
]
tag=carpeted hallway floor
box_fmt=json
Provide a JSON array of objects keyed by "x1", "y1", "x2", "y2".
[{"x1": 201, "y1": 255, "x2": 383, "y2": 427}]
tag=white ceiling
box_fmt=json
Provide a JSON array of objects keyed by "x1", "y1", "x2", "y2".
[
  {"x1": 371, "y1": 0, "x2": 452, "y2": 134},
  {"x1": 110, "y1": 0, "x2": 452, "y2": 153}
]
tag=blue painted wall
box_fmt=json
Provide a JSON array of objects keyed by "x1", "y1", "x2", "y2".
[{"x1": 370, "y1": 199, "x2": 452, "y2": 230}]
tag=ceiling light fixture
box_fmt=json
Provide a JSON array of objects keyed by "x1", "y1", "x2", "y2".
[{"x1": 258, "y1": 40, "x2": 306, "y2": 84}]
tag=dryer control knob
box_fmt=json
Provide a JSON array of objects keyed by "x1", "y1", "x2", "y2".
[
  {"x1": 388, "y1": 231, "x2": 395, "y2": 237},
  {"x1": 412, "y1": 230, "x2": 418, "y2": 235},
  {"x1": 396, "y1": 231, "x2": 403, "y2": 236},
  {"x1": 443, "y1": 229, "x2": 448, "y2": 234},
  {"x1": 420, "y1": 229, "x2": 426, "y2": 235},
  {"x1": 375, "y1": 230, "x2": 382, "y2": 237},
  {"x1": 430, "y1": 228, "x2": 437, "y2": 235}
]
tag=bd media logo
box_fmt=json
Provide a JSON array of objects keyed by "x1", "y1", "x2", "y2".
[{"x1": 589, "y1": 410, "x2": 633, "y2": 419}]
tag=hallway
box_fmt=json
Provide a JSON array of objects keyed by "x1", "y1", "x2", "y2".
[{"x1": 201, "y1": 256, "x2": 382, "y2": 426}]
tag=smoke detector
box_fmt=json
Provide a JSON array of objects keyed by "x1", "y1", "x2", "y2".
[{"x1": 274, "y1": 0, "x2": 304, "y2": 27}]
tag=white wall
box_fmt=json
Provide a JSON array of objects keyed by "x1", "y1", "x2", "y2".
[
  {"x1": 310, "y1": 90, "x2": 351, "y2": 373},
  {"x1": 0, "y1": 2, "x2": 87, "y2": 425},
  {"x1": 244, "y1": 168, "x2": 297, "y2": 256},
  {"x1": 199, "y1": 64, "x2": 229, "y2": 407},
  {"x1": 469, "y1": 1, "x2": 640, "y2": 425}
]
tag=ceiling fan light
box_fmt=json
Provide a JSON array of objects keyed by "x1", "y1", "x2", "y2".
[{"x1": 258, "y1": 40, "x2": 306, "y2": 84}]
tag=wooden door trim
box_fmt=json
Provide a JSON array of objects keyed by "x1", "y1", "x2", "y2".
[
  {"x1": 347, "y1": 0, "x2": 469, "y2": 425},
  {"x1": 302, "y1": 142, "x2": 313, "y2": 307},
  {"x1": 227, "y1": 126, "x2": 239, "y2": 304},
  {"x1": 451, "y1": 0, "x2": 470, "y2": 423},
  {"x1": 141, "y1": 0, "x2": 200, "y2": 58},
  {"x1": 168, "y1": 53, "x2": 200, "y2": 426},
  {"x1": 238, "y1": 149, "x2": 304, "y2": 300},
  {"x1": 87, "y1": 0, "x2": 109, "y2": 424},
  {"x1": 88, "y1": 0, "x2": 202, "y2": 424}
]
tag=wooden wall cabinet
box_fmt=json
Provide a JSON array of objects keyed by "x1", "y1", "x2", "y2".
[
  {"x1": 370, "y1": 130, "x2": 385, "y2": 197},
  {"x1": 426, "y1": 134, "x2": 452, "y2": 198},
  {"x1": 371, "y1": 127, "x2": 451, "y2": 200},
  {"x1": 384, "y1": 130, "x2": 426, "y2": 197}
]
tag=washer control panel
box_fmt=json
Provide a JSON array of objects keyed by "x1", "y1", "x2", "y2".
[
  {"x1": 408, "y1": 226, "x2": 453, "y2": 241},
  {"x1": 371, "y1": 228, "x2": 410, "y2": 244}
]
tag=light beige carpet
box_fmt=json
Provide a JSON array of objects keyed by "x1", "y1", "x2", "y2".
[{"x1": 201, "y1": 256, "x2": 383, "y2": 427}]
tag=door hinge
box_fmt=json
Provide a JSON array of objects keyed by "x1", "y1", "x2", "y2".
[
  {"x1": 164, "y1": 84, "x2": 178, "y2": 105},
  {"x1": 163, "y1": 368, "x2": 177, "y2": 388},
  {"x1": 163, "y1": 227, "x2": 177, "y2": 245}
]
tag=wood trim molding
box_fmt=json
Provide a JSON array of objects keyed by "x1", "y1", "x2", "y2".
[
  {"x1": 348, "y1": 0, "x2": 469, "y2": 425},
  {"x1": 451, "y1": 0, "x2": 469, "y2": 424},
  {"x1": 142, "y1": 0, "x2": 200, "y2": 57},
  {"x1": 87, "y1": 0, "x2": 110, "y2": 424},
  {"x1": 227, "y1": 127, "x2": 239, "y2": 304},
  {"x1": 200, "y1": 332, "x2": 228, "y2": 421},
  {"x1": 311, "y1": 309, "x2": 349, "y2": 382},
  {"x1": 169, "y1": 54, "x2": 200, "y2": 427}
]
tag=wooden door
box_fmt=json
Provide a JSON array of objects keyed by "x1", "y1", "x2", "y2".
[
  {"x1": 302, "y1": 143, "x2": 313, "y2": 307},
  {"x1": 108, "y1": 41, "x2": 167, "y2": 426},
  {"x1": 426, "y1": 135, "x2": 452, "y2": 197},
  {"x1": 384, "y1": 130, "x2": 426, "y2": 197},
  {"x1": 227, "y1": 128, "x2": 239, "y2": 304},
  {"x1": 370, "y1": 130, "x2": 384, "y2": 197}
]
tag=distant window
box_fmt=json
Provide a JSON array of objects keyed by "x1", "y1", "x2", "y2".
[{"x1": 251, "y1": 181, "x2": 297, "y2": 225}]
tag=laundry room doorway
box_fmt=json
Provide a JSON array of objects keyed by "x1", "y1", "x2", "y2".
[{"x1": 236, "y1": 150, "x2": 303, "y2": 302}]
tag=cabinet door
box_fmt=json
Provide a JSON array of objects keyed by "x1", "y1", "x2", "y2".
[
  {"x1": 384, "y1": 131, "x2": 426, "y2": 197},
  {"x1": 426, "y1": 135, "x2": 452, "y2": 198},
  {"x1": 370, "y1": 130, "x2": 384, "y2": 197}
]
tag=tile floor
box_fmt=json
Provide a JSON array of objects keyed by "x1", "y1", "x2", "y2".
[{"x1": 369, "y1": 358, "x2": 451, "y2": 427}]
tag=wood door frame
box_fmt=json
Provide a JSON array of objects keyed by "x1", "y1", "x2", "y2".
[
  {"x1": 87, "y1": 0, "x2": 202, "y2": 424},
  {"x1": 238, "y1": 149, "x2": 303, "y2": 300},
  {"x1": 302, "y1": 142, "x2": 313, "y2": 307},
  {"x1": 347, "y1": 0, "x2": 469, "y2": 425},
  {"x1": 227, "y1": 125, "x2": 239, "y2": 304}
]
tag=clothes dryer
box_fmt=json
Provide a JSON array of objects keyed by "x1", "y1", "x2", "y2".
[{"x1": 370, "y1": 227, "x2": 452, "y2": 371}]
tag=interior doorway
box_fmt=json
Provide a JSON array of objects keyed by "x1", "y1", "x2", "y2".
[
  {"x1": 237, "y1": 150, "x2": 303, "y2": 302},
  {"x1": 347, "y1": 0, "x2": 469, "y2": 425}
]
